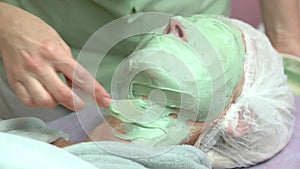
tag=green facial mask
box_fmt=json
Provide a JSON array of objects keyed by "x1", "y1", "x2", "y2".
[{"x1": 108, "y1": 15, "x2": 245, "y2": 145}]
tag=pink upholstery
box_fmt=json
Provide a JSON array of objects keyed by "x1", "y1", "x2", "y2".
[{"x1": 231, "y1": 0, "x2": 261, "y2": 27}]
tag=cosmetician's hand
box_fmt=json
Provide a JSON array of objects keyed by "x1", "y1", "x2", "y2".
[{"x1": 0, "y1": 2, "x2": 111, "y2": 111}]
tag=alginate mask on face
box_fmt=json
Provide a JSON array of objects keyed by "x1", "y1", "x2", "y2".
[{"x1": 107, "y1": 15, "x2": 245, "y2": 146}]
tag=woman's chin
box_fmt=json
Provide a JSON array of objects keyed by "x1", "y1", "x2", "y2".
[{"x1": 85, "y1": 116, "x2": 131, "y2": 144}]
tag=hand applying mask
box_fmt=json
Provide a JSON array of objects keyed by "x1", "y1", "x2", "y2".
[{"x1": 0, "y1": 2, "x2": 111, "y2": 111}]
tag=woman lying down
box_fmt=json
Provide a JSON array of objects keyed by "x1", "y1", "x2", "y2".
[
  {"x1": 84, "y1": 14, "x2": 295, "y2": 168},
  {"x1": 1, "y1": 15, "x2": 295, "y2": 169}
]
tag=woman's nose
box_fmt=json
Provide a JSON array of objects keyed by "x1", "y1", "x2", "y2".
[{"x1": 163, "y1": 19, "x2": 187, "y2": 42}]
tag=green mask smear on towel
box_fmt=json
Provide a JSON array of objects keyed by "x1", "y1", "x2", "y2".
[{"x1": 107, "y1": 15, "x2": 245, "y2": 146}]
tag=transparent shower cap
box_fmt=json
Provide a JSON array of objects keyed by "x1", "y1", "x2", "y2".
[{"x1": 194, "y1": 16, "x2": 295, "y2": 168}]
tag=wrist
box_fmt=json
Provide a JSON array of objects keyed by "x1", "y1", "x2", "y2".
[
  {"x1": 266, "y1": 26, "x2": 300, "y2": 47},
  {"x1": 266, "y1": 29, "x2": 300, "y2": 57},
  {"x1": 266, "y1": 25, "x2": 300, "y2": 41}
]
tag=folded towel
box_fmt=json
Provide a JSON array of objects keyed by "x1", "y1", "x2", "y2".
[
  {"x1": 65, "y1": 141, "x2": 211, "y2": 169},
  {"x1": 0, "y1": 117, "x2": 68, "y2": 143},
  {"x1": 0, "y1": 117, "x2": 211, "y2": 169},
  {"x1": 0, "y1": 132, "x2": 98, "y2": 169}
]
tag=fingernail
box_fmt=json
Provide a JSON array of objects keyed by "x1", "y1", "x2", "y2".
[{"x1": 101, "y1": 97, "x2": 111, "y2": 107}]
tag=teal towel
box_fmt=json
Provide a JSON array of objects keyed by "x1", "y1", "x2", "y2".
[
  {"x1": 0, "y1": 117, "x2": 211, "y2": 169},
  {"x1": 0, "y1": 117, "x2": 68, "y2": 143},
  {"x1": 65, "y1": 141, "x2": 211, "y2": 169}
]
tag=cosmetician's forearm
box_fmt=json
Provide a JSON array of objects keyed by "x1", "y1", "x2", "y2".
[{"x1": 260, "y1": 0, "x2": 300, "y2": 41}]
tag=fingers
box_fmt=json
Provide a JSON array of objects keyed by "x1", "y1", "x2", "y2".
[
  {"x1": 64, "y1": 75, "x2": 72, "y2": 88},
  {"x1": 22, "y1": 76, "x2": 57, "y2": 108},
  {"x1": 11, "y1": 78, "x2": 56, "y2": 108},
  {"x1": 5, "y1": 41, "x2": 109, "y2": 110},
  {"x1": 0, "y1": 9, "x2": 91, "y2": 111},
  {"x1": 95, "y1": 80, "x2": 111, "y2": 107},
  {"x1": 11, "y1": 74, "x2": 77, "y2": 109},
  {"x1": 38, "y1": 66, "x2": 86, "y2": 111},
  {"x1": 11, "y1": 81, "x2": 35, "y2": 107},
  {"x1": 13, "y1": 69, "x2": 86, "y2": 111},
  {"x1": 57, "y1": 59, "x2": 111, "y2": 108}
]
